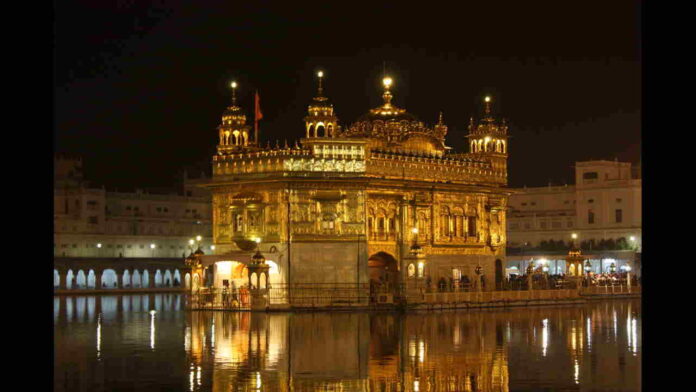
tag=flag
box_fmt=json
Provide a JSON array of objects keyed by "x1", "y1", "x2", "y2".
[{"x1": 254, "y1": 90, "x2": 263, "y2": 144}]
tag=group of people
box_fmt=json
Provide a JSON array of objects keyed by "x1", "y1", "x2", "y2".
[{"x1": 585, "y1": 272, "x2": 638, "y2": 287}]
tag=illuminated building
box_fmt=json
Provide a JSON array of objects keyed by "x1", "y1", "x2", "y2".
[
  {"x1": 506, "y1": 160, "x2": 641, "y2": 276},
  {"x1": 199, "y1": 71, "x2": 511, "y2": 299},
  {"x1": 54, "y1": 154, "x2": 213, "y2": 258}
]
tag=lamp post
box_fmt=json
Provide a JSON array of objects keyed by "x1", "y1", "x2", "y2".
[
  {"x1": 150, "y1": 243, "x2": 156, "y2": 258},
  {"x1": 526, "y1": 261, "x2": 534, "y2": 291},
  {"x1": 621, "y1": 265, "x2": 632, "y2": 288},
  {"x1": 584, "y1": 260, "x2": 592, "y2": 287}
]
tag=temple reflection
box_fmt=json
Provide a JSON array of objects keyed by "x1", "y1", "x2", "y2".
[{"x1": 53, "y1": 296, "x2": 640, "y2": 392}]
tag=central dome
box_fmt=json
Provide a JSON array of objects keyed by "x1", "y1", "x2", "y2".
[{"x1": 342, "y1": 77, "x2": 447, "y2": 155}]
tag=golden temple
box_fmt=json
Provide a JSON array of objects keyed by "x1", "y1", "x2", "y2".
[{"x1": 196, "y1": 70, "x2": 511, "y2": 303}]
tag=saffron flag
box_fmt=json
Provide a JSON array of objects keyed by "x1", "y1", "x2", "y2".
[{"x1": 254, "y1": 90, "x2": 263, "y2": 144}]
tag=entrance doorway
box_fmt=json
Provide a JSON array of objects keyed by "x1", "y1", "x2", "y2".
[{"x1": 368, "y1": 252, "x2": 399, "y2": 301}]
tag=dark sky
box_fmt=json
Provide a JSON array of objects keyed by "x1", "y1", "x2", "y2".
[{"x1": 54, "y1": 0, "x2": 641, "y2": 189}]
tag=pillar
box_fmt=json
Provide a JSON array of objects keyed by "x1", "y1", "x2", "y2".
[
  {"x1": 59, "y1": 270, "x2": 68, "y2": 290},
  {"x1": 115, "y1": 270, "x2": 123, "y2": 289},
  {"x1": 95, "y1": 270, "x2": 103, "y2": 290}
]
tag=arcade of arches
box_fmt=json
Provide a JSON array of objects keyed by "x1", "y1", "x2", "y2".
[{"x1": 54, "y1": 258, "x2": 190, "y2": 291}]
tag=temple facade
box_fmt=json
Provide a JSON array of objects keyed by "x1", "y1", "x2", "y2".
[{"x1": 196, "y1": 72, "x2": 511, "y2": 300}]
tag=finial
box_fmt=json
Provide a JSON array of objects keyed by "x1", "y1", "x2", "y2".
[
  {"x1": 317, "y1": 70, "x2": 324, "y2": 97},
  {"x1": 284, "y1": 139, "x2": 289, "y2": 149},
  {"x1": 275, "y1": 140, "x2": 280, "y2": 149},
  {"x1": 230, "y1": 81, "x2": 238, "y2": 106},
  {"x1": 484, "y1": 95, "x2": 492, "y2": 116},
  {"x1": 382, "y1": 76, "x2": 393, "y2": 106},
  {"x1": 437, "y1": 111, "x2": 444, "y2": 125}
]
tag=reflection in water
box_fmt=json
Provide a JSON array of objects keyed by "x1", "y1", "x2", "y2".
[{"x1": 54, "y1": 296, "x2": 641, "y2": 391}]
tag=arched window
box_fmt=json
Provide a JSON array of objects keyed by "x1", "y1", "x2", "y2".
[
  {"x1": 308, "y1": 124, "x2": 315, "y2": 138},
  {"x1": 316, "y1": 125, "x2": 325, "y2": 137},
  {"x1": 468, "y1": 216, "x2": 477, "y2": 237},
  {"x1": 440, "y1": 207, "x2": 451, "y2": 237}
]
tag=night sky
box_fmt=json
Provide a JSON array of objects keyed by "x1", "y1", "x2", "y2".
[{"x1": 54, "y1": 1, "x2": 641, "y2": 190}]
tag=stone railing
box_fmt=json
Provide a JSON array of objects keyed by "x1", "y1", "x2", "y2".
[
  {"x1": 413, "y1": 289, "x2": 580, "y2": 304},
  {"x1": 579, "y1": 285, "x2": 641, "y2": 295}
]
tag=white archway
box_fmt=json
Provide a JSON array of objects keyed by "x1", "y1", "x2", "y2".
[
  {"x1": 65, "y1": 269, "x2": 74, "y2": 289},
  {"x1": 76, "y1": 270, "x2": 87, "y2": 289},
  {"x1": 132, "y1": 270, "x2": 142, "y2": 288},
  {"x1": 87, "y1": 270, "x2": 96, "y2": 289},
  {"x1": 142, "y1": 270, "x2": 150, "y2": 288},
  {"x1": 122, "y1": 270, "x2": 131, "y2": 288},
  {"x1": 164, "y1": 270, "x2": 173, "y2": 287},
  {"x1": 101, "y1": 269, "x2": 118, "y2": 289},
  {"x1": 173, "y1": 270, "x2": 181, "y2": 287},
  {"x1": 154, "y1": 270, "x2": 163, "y2": 287},
  {"x1": 54, "y1": 270, "x2": 60, "y2": 288},
  {"x1": 185, "y1": 273, "x2": 191, "y2": 289}
]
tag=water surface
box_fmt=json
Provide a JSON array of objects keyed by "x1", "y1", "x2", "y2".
[{"x1": 54, "y1": 295, "x2": 641, "y2": 391}]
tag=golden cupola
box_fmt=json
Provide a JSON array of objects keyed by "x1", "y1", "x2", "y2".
[
  {"x1": 304, "y1": 71, "x2": 339, "y2": 138},
  {"x1": 344, "y1": 76, "x2": 447, "y2": 155},
  {"x1": 217, "y1": 81, "x2": 255, "y2": 155},
  {"x1": 467, "y1": 95, "x2": 508, "y2": 155}
]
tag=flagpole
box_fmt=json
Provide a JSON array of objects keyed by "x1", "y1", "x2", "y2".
[{"x1": 254, "y1": 90, "x2": 259, "y2": 145}]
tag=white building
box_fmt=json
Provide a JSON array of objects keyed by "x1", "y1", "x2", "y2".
[
  {"x1": 506, "y1": 160, "x2": 641, "y2": 276},
  {"x1": 54, "y1": 154, "x2": 213, "y2": 258}
]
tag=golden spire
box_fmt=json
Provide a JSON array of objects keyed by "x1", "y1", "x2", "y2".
[
  {"x1": 484, "y1": 95, "x2": 492, "y2": 116},
  {"x1": 382, "y1": 76, "x2": 393, "y2": 107},
  {"x1": 437, "y1": 111, "x2": 444, "y2": 125},
  {"x1": 230, "y1": 81, "x2": 238, "y2": 106},
  {"x1": 317, "y1": 70, "x2": 324, "y2": 97}
]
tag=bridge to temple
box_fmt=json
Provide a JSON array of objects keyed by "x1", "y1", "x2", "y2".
[{"x1": 54, "y1": 257, "x2": 191, "y2": 293}]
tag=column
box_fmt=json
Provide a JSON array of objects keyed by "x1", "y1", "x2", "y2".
[
  {"x1": 59, "y1": 270, "x2": 68, "y2": 290},
  {"x1": 115, "y1": 270, "x2": 123, "y2": 289},
  {"x1": 95, "y1": 270, "x2": 103, "y2": 290}
]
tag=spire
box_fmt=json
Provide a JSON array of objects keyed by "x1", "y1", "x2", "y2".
[
  {"x1": 231, "y1": 81, "x2": 238, "y2": 106},
  {"x1": 484, "y1": 95, "x2": 492, "y2": 117},
  {"x1": 437, "y1": 111, "x2": 444, "y2": 126},
  {"x1": 381, "y1": 76, "x2": 394, "y2": 106},
  {"x1": 316, "y1": 70, "x2": 324, "y2": 97}
]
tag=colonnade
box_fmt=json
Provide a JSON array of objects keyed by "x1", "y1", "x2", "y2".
[{"x1": 54, "y1": 267, "x2": 190, "y2": 291}]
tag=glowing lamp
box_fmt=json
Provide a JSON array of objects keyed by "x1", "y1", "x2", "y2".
[
  {"x1": 317, "y1": 71, "x2": 323, "y2": 78},
  {"x1": 231, "y1": 81, "x2": 237, "y2": 88},
  {"x1": 484, "y1": 96, "x2": 491, "y2": 102},
  {"x1": 196, "y1": 235, "x2": 202, "y2": 242},
  {"x1": 97, "y1": 243, "x2": 102, "y2": 248},
  {"x1": 383, "y1": 77, "x2": 393, "y2": 88},
  {"x1": 150, "y1": 243, "x2": 156, "y2": 249},
  {"x1": 411, "y1": 227, "x2": 419, "y2": 234},
  {"x1": 571, "y1": 233, "x2": 578, "y2": 239}
]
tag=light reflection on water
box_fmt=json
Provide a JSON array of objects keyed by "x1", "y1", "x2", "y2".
[{"x1": 54, "y1": 295, "x2": 641, "y2": 391}]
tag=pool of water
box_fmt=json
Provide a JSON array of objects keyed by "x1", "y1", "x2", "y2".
[{"x1": 54, "y1": 295, "x2": 640, "y2": 391}]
